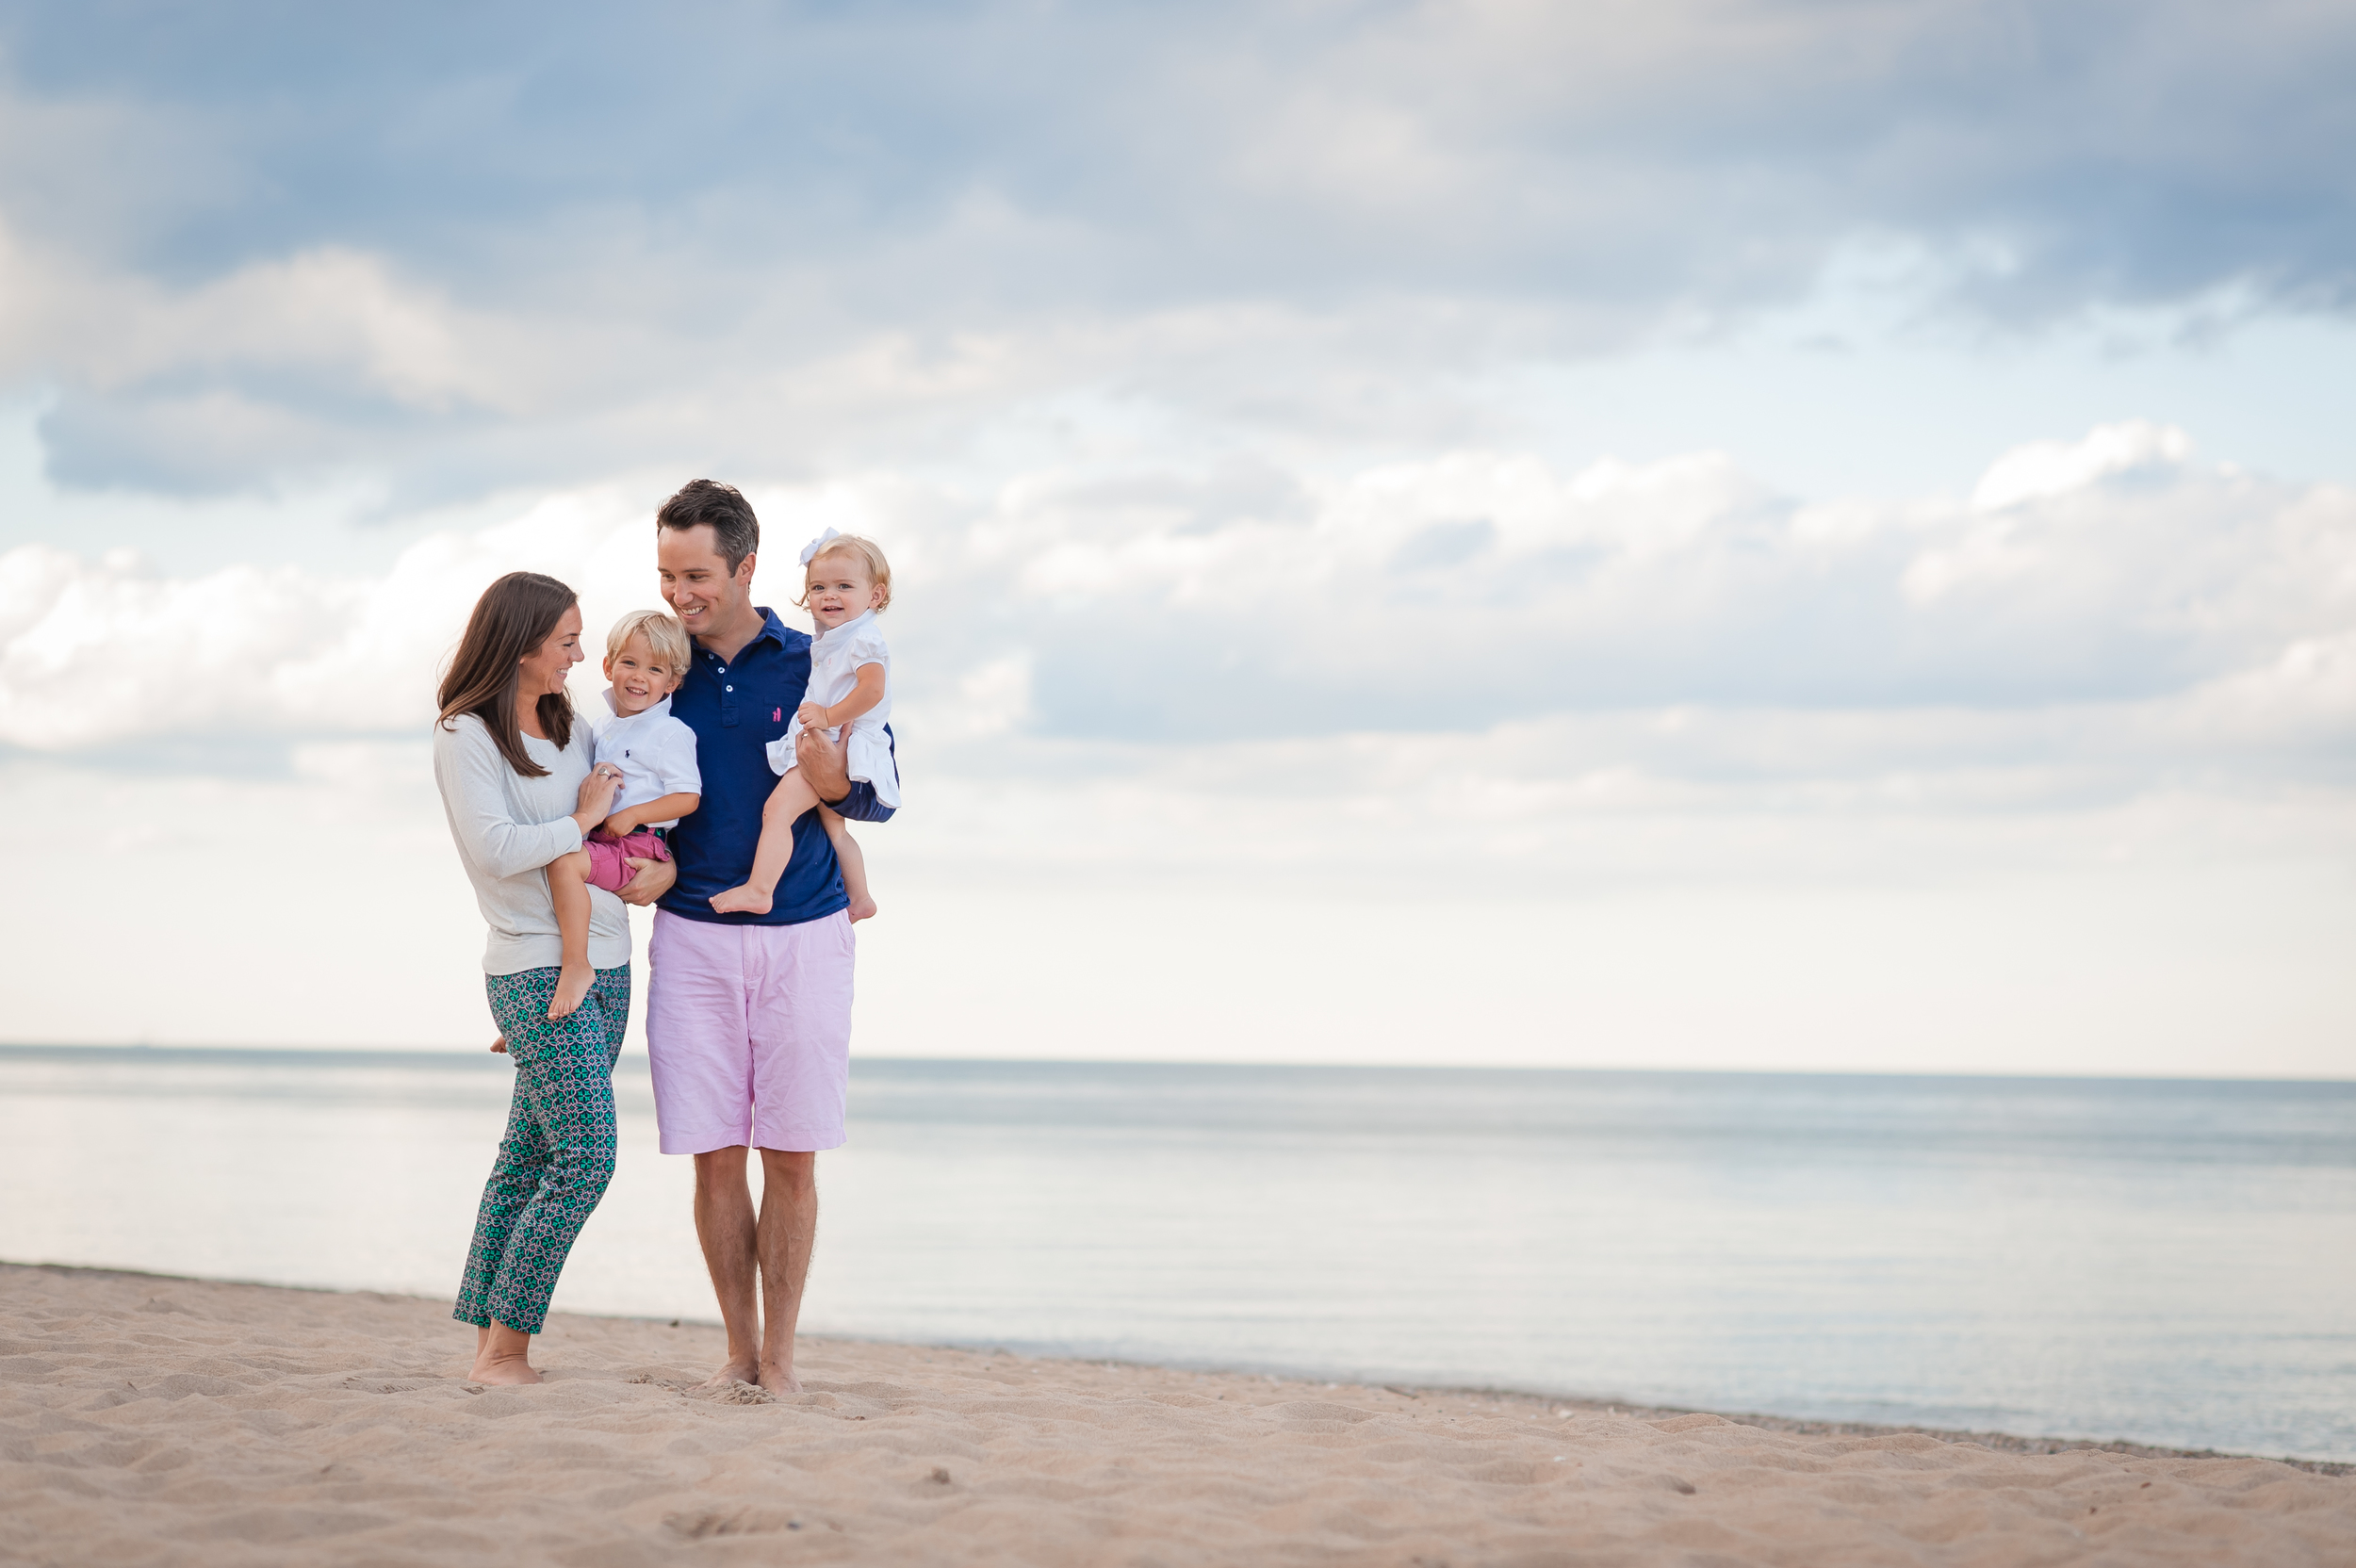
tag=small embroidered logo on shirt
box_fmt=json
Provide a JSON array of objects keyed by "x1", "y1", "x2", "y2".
[{"x1": 773, "y1": 709, "x2": 782, "y2": 723}]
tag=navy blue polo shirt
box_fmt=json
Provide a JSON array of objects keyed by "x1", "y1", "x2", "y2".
[{"x1": 659, "y1": 607, "x2": 892, "y2": 926}]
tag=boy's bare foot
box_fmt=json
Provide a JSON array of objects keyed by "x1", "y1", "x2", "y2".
[
  {"x1": 709, "y1": 884, "x2": 773, "y2": 915},
  {"x1": 757, "y1": 1360, "x2": 803, "y2": 1395},
  {"x1": 847, "y1": 895, "x2": 878, "y2": 923},
  {"x1": 548, "y1": 962, "x2": 593, "y2": 1020},
  {"x1": 699, "y1": 1361, "x2": 761, "y2": 1391}
]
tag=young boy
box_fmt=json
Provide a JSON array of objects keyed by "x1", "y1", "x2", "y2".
[{"x1": 546, "y1": 610, "x2": 702, "y2": 1019}]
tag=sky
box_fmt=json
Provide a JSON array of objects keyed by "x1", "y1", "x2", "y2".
[{"x1": 1, "y1": 0, "x2": 2351, "y2": 1073}]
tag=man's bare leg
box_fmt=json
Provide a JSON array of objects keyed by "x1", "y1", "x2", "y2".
[
  {"x1": 710, "y1": 773, "x2": 822, "y2": 915},
  {"x1": 692, "y1": 1147, "x2": 763, "y2": 1388},
  {"x1": 547, "y1": 848, "x2": 597, "y2": 1019},
  {"x1": 468, "y1": 1320, "x2": 540, "y2": 1384},
  {"x1": 755, "y1": 1150, "x2": 818, "y2": 1393}
]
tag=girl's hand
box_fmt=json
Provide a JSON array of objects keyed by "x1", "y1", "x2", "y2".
[{"x1": 795, "y1": 701, "x2": 830, "y2": 730}]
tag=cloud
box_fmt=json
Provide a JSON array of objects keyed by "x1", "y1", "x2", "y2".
[
  {"x1": 6, "y1": 428, "x2": 2349, "y2": 843},
  {"x1": 2, "y1": 2, "x2": 2352, "y2": 495}
]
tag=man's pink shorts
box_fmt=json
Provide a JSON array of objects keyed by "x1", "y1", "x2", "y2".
[
  {"x1": 645, "y1": 909, "x2": 855, "y2": 1155},
  {"x1": 583, "y1": 827, "x2": 670, "y2": 892}
]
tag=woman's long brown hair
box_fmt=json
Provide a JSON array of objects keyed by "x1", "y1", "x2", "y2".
[{"x1": 436, "y1": 572, "x2": 580, "y2": 777}]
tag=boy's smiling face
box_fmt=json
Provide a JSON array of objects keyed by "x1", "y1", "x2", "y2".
[{"x1": 604, "y1": 632, "x2": 682, "y2": 715}]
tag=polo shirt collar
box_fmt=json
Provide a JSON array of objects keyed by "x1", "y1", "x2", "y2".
[
  {"x1": 600, "y1": 688, "x2": 675, "y2": 722},
  {"x1": 697, "y1": 607, "x2": 795, "y2": 666},
  {"x1": 811, "y1": 609, "x2": 876, "y2": 651}
]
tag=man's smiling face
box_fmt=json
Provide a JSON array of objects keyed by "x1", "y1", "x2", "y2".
[{"x1": 658, "y1": 524, "x2": 754, "y2": 644}]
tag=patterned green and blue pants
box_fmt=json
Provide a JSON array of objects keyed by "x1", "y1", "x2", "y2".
[{"x1": 453, "y1": 964, "x2": 630, "y2": 1335}]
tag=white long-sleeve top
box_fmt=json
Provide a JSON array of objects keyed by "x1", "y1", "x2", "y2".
[{"x1": 433, "y1": 711, "x2": 630, "y2": 975}]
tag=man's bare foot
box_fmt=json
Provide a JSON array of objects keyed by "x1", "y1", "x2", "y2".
[
  {"x1": 699, "y1": 1361, "x2": 761, "y2": 1390},
  {"x1": 709, "y1": 884, "x2": 773, "y2": 915},
  {"x1": 847, "y1": 895, "x2": 878, "y2": 923},
  {"x1": 757, "y1": 1360, "x2": 803, "y2": 1395},
  {"x1": 548, "y1": 961, "x2": 593, "y2": 1020}
]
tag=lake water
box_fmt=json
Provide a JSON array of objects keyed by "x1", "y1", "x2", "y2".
[{"x1": 3, "y1": 1048, "x2": 2349, "y2": 1462}]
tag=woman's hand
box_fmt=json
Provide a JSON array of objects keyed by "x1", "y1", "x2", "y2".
[{"x1": 573, "y1": 764, "x2": 623, "y2": 834}]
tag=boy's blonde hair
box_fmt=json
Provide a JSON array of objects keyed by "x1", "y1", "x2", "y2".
[
  {"x1": 606, "y1": 609, "x2": 694, "y2": 676},
  {"x1": 797, "y1": 533, "x2": 893, "y2": 612}
]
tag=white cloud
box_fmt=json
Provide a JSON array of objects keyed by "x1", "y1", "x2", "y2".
[{"x1": 1969, "y1": 420, "x2": 2193, "y2": 511}]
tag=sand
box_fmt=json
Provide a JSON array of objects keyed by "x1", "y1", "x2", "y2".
[{"x1": 3, "y1": 1263, "x2": 2349, "y2": 1567}]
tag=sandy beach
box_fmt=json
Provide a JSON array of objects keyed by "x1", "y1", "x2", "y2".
[{"x1": 3, "y1": 1262, "x2": 2349, "y2": 1567}]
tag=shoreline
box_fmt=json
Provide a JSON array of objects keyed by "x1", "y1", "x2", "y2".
[
  {"x1": 18, "y1": 1259, "x2": 2351, "y2": 1477},
  {"x1": 8, "y1": 1259, "x2": 2348, "y2": 1566}
]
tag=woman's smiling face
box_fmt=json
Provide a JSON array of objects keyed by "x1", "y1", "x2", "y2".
[{"x1": 517, "y1": 605, "x2": 586, "y2": 697}]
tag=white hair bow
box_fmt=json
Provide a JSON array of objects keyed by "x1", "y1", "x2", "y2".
[{"x1": 798, "y1": 528, "x2": 843, "y2": 566}]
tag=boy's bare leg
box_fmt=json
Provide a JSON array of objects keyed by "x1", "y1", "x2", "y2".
[
  {"x1": 547, "y1": 848, "x2": 596, "y2": 1019},
  {"x1": 710, "y1": 771, "x2": 822, "y2": 915},
  {"x1": 818, "y1": 808, "x2": 877, "y2": 922},
  {"x1": 756, "y1": 1150, "x2": 818, "y2": 1394}
]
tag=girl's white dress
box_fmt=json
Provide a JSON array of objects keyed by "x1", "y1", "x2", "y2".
[{"x1": 766, "y1": 609, "x2": 900, "y2": 808}]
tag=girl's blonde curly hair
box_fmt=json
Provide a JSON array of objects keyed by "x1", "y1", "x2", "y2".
[{"x1": 796, "y1": 533, "x2": 893, "y2": 612}]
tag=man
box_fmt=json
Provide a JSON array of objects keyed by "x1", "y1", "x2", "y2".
[{"x1": 629, "y1": 478, "x2": 896, "y2": 1393}]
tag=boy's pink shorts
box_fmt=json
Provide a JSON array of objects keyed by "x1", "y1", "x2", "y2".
[{"x1": 583, "y1": 827, "x2": 671, "y2": 892}]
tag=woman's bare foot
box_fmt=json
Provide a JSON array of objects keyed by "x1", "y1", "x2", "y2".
[
  {"x1": 699, "y1": 1361, "x2": 761, "y2": 1390},
  {"x1": 757, "y1": 1360, "x2": 803, "y2": 1395},
  {"x1": 547, "y1": 961, "x2": 593, "y2": 1020},
  {"x1": 469, "y1": 1322, "x2": 542, "y2": 1385},
  {"x1": 709, "y1": 884, "x2": 773, "y2": 915},
  {"x1": 847, "y1": 895, "x2": 878, "y2": 923}
]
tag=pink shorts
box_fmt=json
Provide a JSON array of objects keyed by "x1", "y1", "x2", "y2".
[
  {"x1": 645, "y1": 909, "x2": 856, "y2": 1155},
  {"x1": 583, "y1": 828, "x2": 670, "y2": 892}
]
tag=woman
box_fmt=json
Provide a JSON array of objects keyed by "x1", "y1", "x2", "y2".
[{"x1": 433, "y1": 571, "x2": 630, "y2": 1384}]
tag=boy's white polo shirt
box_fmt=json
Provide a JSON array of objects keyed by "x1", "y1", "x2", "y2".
[{"x1": 593, "y1": 690, "x2": 702, "y2": 828}]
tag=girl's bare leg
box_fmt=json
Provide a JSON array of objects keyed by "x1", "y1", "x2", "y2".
[
  {"x1": 710, "y1": 771, "x2": 822, "y2": 915},
  {"x1": 547, "y1": 847, "x2": 597, "y2": 1019},
  {"x1": 819, "y1": 807, "x2": 877, "y2": 922}
]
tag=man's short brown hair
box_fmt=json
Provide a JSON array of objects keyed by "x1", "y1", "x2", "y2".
[{"x1": 656, "y1": 479, "x2": 761, "y2": 574}]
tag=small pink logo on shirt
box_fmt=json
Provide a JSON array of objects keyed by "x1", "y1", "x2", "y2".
[{"x1": 773, "y1": 708, "x2": 782, "y2": 723}]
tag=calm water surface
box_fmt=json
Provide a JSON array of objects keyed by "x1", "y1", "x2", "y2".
[{"x1": 2, "y1": 1049, "x2": 2349, "y2": 1461}]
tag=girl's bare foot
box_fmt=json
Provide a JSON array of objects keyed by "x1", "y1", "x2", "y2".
[
  {"x1": 757, "y1": 1360, "x2": 803, "y2": 1395},
  {"x1": 847, "y1": 895, "x2": 878, "y2": 923},
  {"x1": 709, "y1": 884, "x2": 773, "y2": 915},
  {"x1": 548, "y1": 962, "x2": 593, "y2": 1020}
]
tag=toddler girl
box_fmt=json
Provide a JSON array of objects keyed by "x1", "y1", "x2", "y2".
[
  {"x1": 546, "y1": 610, "x2": 702, "y2": 1018},
  {"x1": 709, "y1": 530, "x2": 894, "y2": 920}
]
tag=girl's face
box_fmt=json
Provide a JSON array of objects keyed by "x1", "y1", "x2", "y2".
[
  {"x1": 603, "y1": 632, "x2": 683, "y2": 715},
  {"x1": 806, "y1": 553, "x2": 882, "y2": 631},
  {"x1": 517, "y1": 606, "x2": 586, "y2": 697}
]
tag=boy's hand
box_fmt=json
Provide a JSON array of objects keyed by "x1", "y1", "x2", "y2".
[
  {"x1": 795, "y1": 701, "x2": 829, "y2": 730},
  {"x1": 600, "y1": 809, "x2": 636, "y2": 838},
  {"x1": 489, "y1": 1037, "x2": 508, "y2": 1054}
]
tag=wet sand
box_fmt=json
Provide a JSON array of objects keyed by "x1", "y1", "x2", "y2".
[{"x1": 4, "y1": 1262, "x2": 2349, "y2": 1565}]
